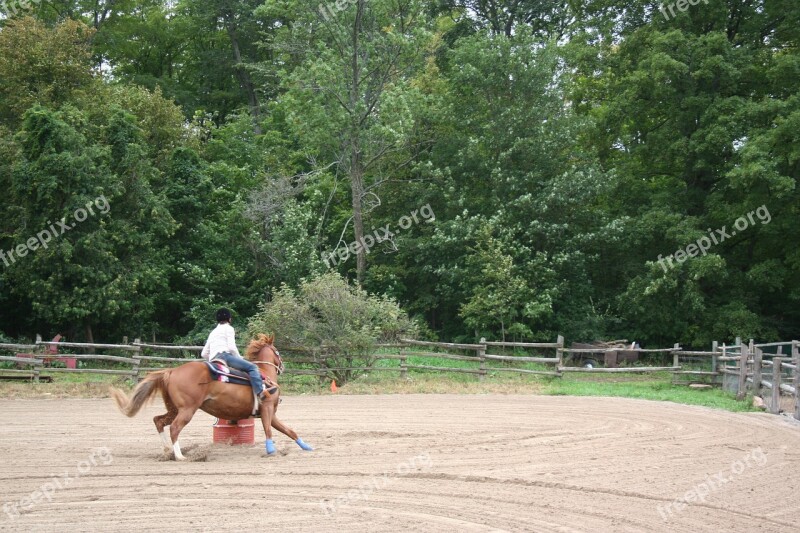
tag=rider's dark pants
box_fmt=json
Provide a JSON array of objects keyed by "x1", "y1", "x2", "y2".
[{"x1": 212, "y1": 352, "x2": 264, "y2": 397}]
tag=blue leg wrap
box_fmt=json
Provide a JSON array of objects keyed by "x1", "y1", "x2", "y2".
[
  {"x1": 296, "y1": 438, "x2": 313, "y2": 451},
  {"x1": 265, "y1": 439, "x2": 276, "y2": 455}
]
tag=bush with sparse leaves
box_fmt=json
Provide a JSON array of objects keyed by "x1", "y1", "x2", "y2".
[{"x1": 247, "y1": 273, "x2": 417, "y2": 384}]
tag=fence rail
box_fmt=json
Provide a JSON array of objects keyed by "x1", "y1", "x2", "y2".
[{"x1": 1, "y1": 335, "x2": 797, "y2": 421}]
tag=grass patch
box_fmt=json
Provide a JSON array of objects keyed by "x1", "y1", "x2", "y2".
[
  {"x1": 546, "y1": 373, "x2": 755, "y2": 412},
  {"x1": 0, "y1": 352, "x2": 756, "y2": 413}
]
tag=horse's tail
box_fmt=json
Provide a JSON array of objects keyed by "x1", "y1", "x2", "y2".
[{"x1": 110, "y1": 370, "x2": 169, "y2": 417}]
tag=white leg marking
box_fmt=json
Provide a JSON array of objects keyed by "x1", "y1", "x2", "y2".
[
  {"x1": 173, "y1": 440, "x2": 186, "y2": 461},
  {"x1": 159, "y1": 428, "x2": 172, "y2": 450}
]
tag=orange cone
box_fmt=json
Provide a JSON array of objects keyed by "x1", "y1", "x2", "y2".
[{"x1": 330, "y1": 380, "x2": 338, "y2": 393}]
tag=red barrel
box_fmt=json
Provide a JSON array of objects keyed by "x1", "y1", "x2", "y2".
[{"x1": 212, "y1": 418, "x2": 255, "y2": 445}]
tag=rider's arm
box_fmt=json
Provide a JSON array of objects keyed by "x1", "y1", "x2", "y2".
[{"x1": 201, "y1": 339, "x2": 210, "y2": 360}]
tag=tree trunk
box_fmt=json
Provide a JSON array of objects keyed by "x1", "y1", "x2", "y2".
[
  {"x1": 85, "y1": 323, "x2": 95, "y2": 354},
  {"x1": 350, "y1": 158, "x2": 366, "y2": 285},
  {"x1": 349, "y1": 0, "x2": 367, "y2": 285},
  {"x1": 224, "y1": 14, "x2": 262, "y2": 135}
]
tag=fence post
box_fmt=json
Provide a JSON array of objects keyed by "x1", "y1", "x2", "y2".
[
  {"x1": 35, "y1": 334, "x2": 44, "y2": 380},
  {"x1": 400, "y1": 347, "x2": 407, "y2": 380},
  {"x1": 771, "y1": 357, "x2": 782, "y2": 415},
  {"x1": 477, "y1": 340, "x2": 486, "y2": 382},
  {"x1": 557, "y1": 335, "x2": 564, "y2": 370},
  {"x1": 711, "y1": 341, "x2": 718, "y2": 373},
  {"x1": 752, "y1": 347, "x2": 763, "y2": 393},
  {"x1": 711, "y1": 341, "x2": 719, "y2": 382},
  {"x1": 793, "y1": 341, "x2": 799, "y2": 422},
  {"x1": 132, "y1": 338, "x2": 142, "y2": 380},
  {"x1": 737, "y1": 343, "x2": 749, "y2": 400},
  {"x1": 673, "y1": 343, "x2": 680, "y2": 368}
]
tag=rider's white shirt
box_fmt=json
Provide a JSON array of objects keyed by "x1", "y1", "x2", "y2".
[{"x1": 201, "y1": 323, "x2": 241, "y2": 360}]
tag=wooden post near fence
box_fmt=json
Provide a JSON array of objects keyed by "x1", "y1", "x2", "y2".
[
  {"x1": 400, "y1": 346, "x2": 408, "y2": 380},
  {"x1": 793, "y1": 341, "x2": 800, "y2": 421},
  {"x1": 711, "y1": 340, "x2": 718, "y2": 378},
  {"x1": 132, "y1": 338, "x2": 141, "y2": 380},
  {"x1": 752, "y1": 347, "x2": 763, "y2": 393},
  {"x1": 477, "y1": 339, "x2": 486, "y2": 382},
  {"x1": 737, "y1": 343, "x2": 749, "y2": 400},
  {"x1": 771, "y1": 357, "x2": 782, "y2": 415}
]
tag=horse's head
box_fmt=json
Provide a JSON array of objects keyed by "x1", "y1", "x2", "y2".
[{"x1": 246, "y1": 333, "x2": 284, "y2": 374}]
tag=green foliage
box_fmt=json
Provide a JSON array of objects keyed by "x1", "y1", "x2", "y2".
[
  {"x1": 459, "y1": 225, "x2": 536, "y2": 340},
  {"x1": 247, "y1": 272, "x2": 418, "y2": 384},
  {"x1": 1, "y1": 1, "x2": 799, "y2": 353},
  {"x1": 0, "y1": 17, "x2": 96, "y2": 128},
  {"x1": 3, "y1": 104, "x2": 174, "y2": 337}
]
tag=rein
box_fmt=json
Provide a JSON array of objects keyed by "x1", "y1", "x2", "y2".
[
  {"x1": 253, "y1": 347, "x2": 284, "y2": 375},
  {"x1": 255, "y1": 360, "x2": 284, "y2": 374}
]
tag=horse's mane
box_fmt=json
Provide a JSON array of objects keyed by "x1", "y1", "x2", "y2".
[{"x1": 246, "y1": 333, "x2": 275, "y2": 361}]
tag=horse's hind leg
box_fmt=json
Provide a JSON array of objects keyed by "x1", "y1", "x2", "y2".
[
  {"x1": 169, "y1": 407, "x2": 198, "y2": 461},
  {"x1": 154, "y1": 392, "x2": 178, "y2": 452},
  {"x1": 270, "y1": 415, "x2": 298, "y2": 441},
  {"x1": 270, "y1": 400, "x2": 313, "y2": 451}
]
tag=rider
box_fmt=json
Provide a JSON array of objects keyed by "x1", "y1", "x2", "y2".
[{"x1": 201, "y1": 308, "x2": 268, "y2": 402}]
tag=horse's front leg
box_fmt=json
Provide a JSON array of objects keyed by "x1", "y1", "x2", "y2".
[{"x1": 259, "y1": 398, "x2": 276, "y2": 455}]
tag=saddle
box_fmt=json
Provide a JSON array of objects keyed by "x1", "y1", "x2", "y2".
[
  {"x1": 205, "y1": 360, "x2": 260, "y2": 386},
  {"x1": 205, "y1": 361, "x2": 279, "y2": 416}
]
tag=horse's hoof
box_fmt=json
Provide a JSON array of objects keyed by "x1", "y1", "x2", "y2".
[{"x1": 296, "y1": 438, "x2": 313, "y2": 451}]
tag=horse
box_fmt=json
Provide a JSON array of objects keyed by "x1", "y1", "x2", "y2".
[{"x1": 110, "y1": 333, "x2": 313, "y2": 460}]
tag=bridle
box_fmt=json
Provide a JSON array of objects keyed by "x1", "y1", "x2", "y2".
[{"x1": 254, "y1": 346, "x2": 284, "y2": 375}]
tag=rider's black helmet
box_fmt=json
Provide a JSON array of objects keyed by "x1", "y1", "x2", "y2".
[{"x1": 215, "y1": 308, "x2": 232, "y2": 323}]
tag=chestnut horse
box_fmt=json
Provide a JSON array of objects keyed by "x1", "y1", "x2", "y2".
[{"x1": 110, "y1": 334, "x2": 313, "y2": 459}]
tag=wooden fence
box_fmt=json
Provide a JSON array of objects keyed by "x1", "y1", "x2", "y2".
[
  {"x1": 1, "y1": 336, "x2": 797, "y2": 421},
  {"x1": 717, "y1": 340, "x2": 800, "y2": 420}
]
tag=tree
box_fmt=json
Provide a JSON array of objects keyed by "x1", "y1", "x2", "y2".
[
  {"x1": 4, "y1": 105, "x2": 175, "y2": 341},
  {"x1": 0, "y1": 17, "x2": 95, "y2": 128},
  {"x1": 460, "y1": 226, "x2": 535, "y2": 341},
  {"x1": 261, "y1": 0, "x2": 434, "y2": 284}
]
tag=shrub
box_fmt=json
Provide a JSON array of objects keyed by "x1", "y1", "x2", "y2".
[{"x1": 247, "y1": 273, "x2": 417, "y2": 384}]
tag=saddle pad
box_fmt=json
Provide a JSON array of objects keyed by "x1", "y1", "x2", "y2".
[{"x1": 206, "y1": 361, "x2": 267, "y2": 385}]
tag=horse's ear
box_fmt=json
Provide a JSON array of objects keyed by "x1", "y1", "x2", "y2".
[{"x1": 266, "y1": 333, "x2": 275, "y2": 345}]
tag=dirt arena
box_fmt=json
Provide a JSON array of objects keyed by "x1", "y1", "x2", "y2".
[{"x1": 0, "y1": 394, "x2": 798, "y2": 532}]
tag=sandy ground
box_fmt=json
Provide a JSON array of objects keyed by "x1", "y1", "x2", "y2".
[{"x1": 0, "y1": 394, "x2": 798, "y2": 532}]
